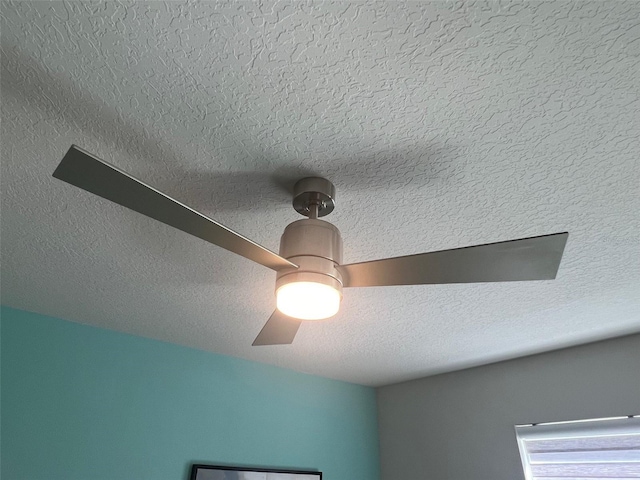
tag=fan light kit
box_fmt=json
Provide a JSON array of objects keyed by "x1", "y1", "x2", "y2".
[
  {"x1": 53, "y1": 145, "x2": 568, "y2": 346},
  {"x1": 276, "y1": 282, "x2": 341, "y2": 320}
]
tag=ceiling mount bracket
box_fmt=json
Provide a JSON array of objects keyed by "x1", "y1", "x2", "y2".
[{"x1": 292, "y1": 177, "x2": 336, "y2": 218}]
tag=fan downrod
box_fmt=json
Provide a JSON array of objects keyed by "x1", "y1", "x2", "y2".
[{"x1": 292, "y1": 177, "x2": 336, "y2": 219}]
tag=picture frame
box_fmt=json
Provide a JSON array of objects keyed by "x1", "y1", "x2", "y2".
[{"x1": 190, "y1": 464, "x2": 322, "y2": 480}]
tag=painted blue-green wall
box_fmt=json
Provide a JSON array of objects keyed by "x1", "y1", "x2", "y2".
[{"x1": 0, "y1": 307, "x2": 380, "y2": 480}]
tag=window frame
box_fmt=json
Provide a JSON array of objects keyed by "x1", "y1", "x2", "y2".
[{"x1": 515, "y1": 415, "x2": 640, "y2": 480}]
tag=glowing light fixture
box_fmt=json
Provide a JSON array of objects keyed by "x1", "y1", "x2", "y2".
[{"x1": 276, "y1": 281, "x2": 341, "y2": 320}]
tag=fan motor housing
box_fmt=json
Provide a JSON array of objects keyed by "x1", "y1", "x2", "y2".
[{"x1": 276, "y1": 219, "x2": 343, "y2": 296}]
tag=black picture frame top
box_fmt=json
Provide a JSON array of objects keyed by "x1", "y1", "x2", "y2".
[{"x1": 190, "y1": 464, "x2": 322, "y2": 480}]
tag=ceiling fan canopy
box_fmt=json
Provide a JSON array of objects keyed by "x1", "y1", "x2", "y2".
[{"x1": 53, "y1": 145, "x2": 568, "y2": 347}]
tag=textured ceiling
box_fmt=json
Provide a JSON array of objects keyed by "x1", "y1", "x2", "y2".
[{"x1": 1, "y1": 1, "x2": 639, "y2": 386}]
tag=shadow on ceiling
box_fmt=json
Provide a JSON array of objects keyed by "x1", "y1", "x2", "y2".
[{"x1": 2, "y1": 44, "x2": 462, "y2": 213}]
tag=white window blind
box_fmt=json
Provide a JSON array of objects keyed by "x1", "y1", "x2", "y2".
[{"x1": 515, "y1": 416, "x2": 640, "y2": 480}]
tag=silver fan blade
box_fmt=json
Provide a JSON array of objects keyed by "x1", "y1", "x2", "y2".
[
  {"x1": 53, "y1": 145, "x2": 297, "y2": 271},
  {"x1": 338, "y1": 232, "x2": 568, "y2": 287},
  {"x1": 252, "y1": 310, "x2": 302, "y2": 346}
]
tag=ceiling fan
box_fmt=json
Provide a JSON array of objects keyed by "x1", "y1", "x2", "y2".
[{"x1": 53, "y1": 145, "x2": 568, "y2": 346}]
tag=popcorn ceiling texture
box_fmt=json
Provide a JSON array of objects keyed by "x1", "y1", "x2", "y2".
[{"x1": 1, "y1": 1, "x2": 639, "y2": 386}]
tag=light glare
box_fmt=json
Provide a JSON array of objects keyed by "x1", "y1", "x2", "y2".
[{"x1": 276, "y1": 281, "x2": 341, "y2": 320}]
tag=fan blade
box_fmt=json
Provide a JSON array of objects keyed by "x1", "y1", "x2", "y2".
[
  {"x1": 337, "y1": 232, "x2": 568, "y2": 287},
  {"x1": 53, "y1": 145, "x2": 297, "y2": 271},
  {"x1": 252, "y1": 310, "x2": 302, "y2": 346}
]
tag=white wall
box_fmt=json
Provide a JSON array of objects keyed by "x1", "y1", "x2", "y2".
[{"x1": 377, "y1": 334, "x2": 640, "y2": 480}]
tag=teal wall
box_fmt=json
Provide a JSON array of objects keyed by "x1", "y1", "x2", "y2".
[{"x1": 0, "y1": 307, "x2": 380, "y2": 480}]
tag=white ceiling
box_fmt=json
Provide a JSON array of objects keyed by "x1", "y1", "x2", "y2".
[{"x1": 1, "y1": 1, "x2": 639, "y2": 386}]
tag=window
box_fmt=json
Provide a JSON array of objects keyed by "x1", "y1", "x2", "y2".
[{"x1": 515, "y1": 416, "x2": 640, "y2": 479}]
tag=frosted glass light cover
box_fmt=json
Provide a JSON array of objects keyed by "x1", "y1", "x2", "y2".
[{"x1": 276, "y1": 281, "x2": 341, "y2": 320}]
